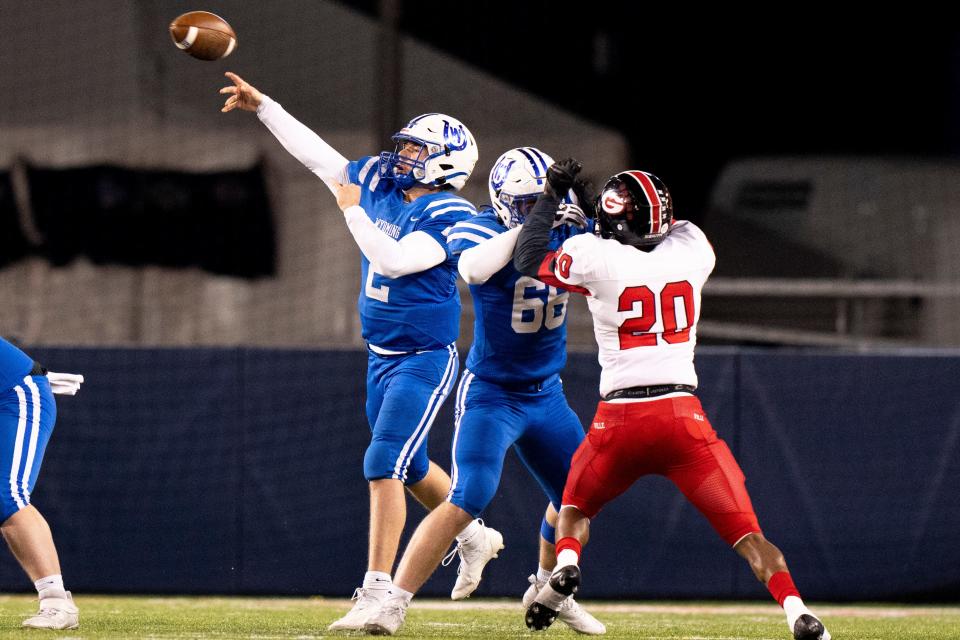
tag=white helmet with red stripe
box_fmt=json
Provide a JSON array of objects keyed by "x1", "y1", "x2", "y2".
[{"x1": 595, "y1": 170, "x2": 673, "y2": 247}]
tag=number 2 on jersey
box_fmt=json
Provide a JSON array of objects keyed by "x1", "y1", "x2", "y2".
[
  {"x1": 365, "y1": 269, "x2": 390, "y2": 302},
  {"x1": 618, "y1": 281, "x2": 694, "y2": 349}
]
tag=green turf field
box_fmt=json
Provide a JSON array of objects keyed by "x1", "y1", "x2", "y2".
[{"x1": 0, "y1": 595, "x2": 957, "y2": 639}]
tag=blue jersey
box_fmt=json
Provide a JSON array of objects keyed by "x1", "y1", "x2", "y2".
[
  {"x1": 447, "y1": 210, "x2": 590, "y2": 385},
  {"x1": 0, "y1": 337, "x2": 34, "y2": 393},
  {"x1": 347, "y1": 156, "x2": 477, "y2": 352}
]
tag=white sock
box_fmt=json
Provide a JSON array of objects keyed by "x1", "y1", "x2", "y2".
[
  {"x1": 783, "y1": 595, "x2": 811, "y2": 630},
  {"x1": 34, "y1": 574, "x2": 66, "y2": 601},
  {"x1": 536, "y1": 566, "x2": 553, "y2": 583},
  {"x1": 385, "y1": 585, "x2": 414, "y2": 605},
  {"x1": 363, "y1": 571, "x2": 392, "y2": 591},
  {"x1": 556, "y1": 549, "x2": 579, "y2": 570},
  {"x1": 456, "y1": 519, "x2": 482, "y2": 543}
]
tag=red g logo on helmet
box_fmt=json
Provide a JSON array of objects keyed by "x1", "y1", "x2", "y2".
[{"x1": 602, "y1": 190, "x2": 626, "y2": 214}]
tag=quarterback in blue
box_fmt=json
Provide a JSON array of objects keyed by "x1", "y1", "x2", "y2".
[
  {"x1": 0, "y1": 337, "x2": 82, "y2": 630},
  {"x1": 220, "y1": 73, "x2": 501, "y2": 632},
  {"x1": 363, "y1": 149, "x2": 605, "y2": 636}
]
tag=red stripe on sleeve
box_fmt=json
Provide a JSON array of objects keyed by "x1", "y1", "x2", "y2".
[{"x1": 536, "y1": 251, "x2": 591, "y2": 295}]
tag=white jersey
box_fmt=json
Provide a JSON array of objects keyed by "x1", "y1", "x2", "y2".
[{"x1": 551, "y1": 221, "x2": 715, "y2": 397}]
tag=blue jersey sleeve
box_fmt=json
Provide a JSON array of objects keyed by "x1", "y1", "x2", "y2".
[
  {"x1": 346, "y1": 156, "x2": 385, "y2": 192},
  {"x1": 0, "y1": 337, "x2": 34, "y2": 393},
  {"x1": 414, "y1": 196, "x2": 478, "y2": 256},
  {"x1": 445, "y1": 209, "x2": 505, "y2": 255}
]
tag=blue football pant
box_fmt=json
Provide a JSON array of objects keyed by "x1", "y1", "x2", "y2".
[
  {"x1": 446, "y1": 370, "x2": 585, "y2": 517},
  {"x1": 364, "y1": 344, "x2": 459, "y2": 484},
  {"x1": 0, "y1": 375, "x2": 56, "y2": 522}
]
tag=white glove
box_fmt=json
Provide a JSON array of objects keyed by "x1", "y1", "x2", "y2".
[
  {"x1": 552, "y1": 203, "x2": 588, "y2": 229},
  {"x1": 46, "y1": 372, "x2": 84, "y2": 396}
]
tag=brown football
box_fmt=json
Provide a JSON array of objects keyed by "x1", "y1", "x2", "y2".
[{"x1": 169, "y1": 11, "x2": 237, "y2": 61}]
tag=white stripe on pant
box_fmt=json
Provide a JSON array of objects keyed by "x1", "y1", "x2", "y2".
[
  {"x1": 9, "y1": 375, "x2": 41, "y2": 510},
  {"x1": 446, "y1": 370, "x2": 475, "y2": 500},
  {"x1": 392, "y1": 345, "x2": 458, "y2": 482}
]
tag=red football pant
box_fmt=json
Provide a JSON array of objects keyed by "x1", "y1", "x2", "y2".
[{"x1": 562, "y1": 396, "x2": 761, "y2": 546}]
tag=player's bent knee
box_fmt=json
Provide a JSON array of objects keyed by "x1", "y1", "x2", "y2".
[
  {"x1": 363, "y1": 437, "x2": 429, "y2": 484},
  {"x1": 447, "y1": 478, "x2": 497, "y2": 519}
]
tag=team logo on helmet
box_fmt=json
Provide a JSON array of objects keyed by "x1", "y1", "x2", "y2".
[
  {"x1": 444, "y1": 122, "x2": 468, "y2": 151},
  {"x1": 601, "y1": 191, "x2": 627, "y2": 214},
  {"x1": 490, "y1": 157, "x2": 515, "y2": 192}
]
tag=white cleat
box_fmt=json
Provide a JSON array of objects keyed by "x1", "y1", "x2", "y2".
[
  {"x1": 328, "y1": 587, "x2": 385, "y2": 631},
  {"x1": 22, "y1": 592, "x2": 79, "y2": 630},
  {"x1": 364, "y1": 597, "x2": 408, "y2": 636},
  {"x1": 522, "y1": 574, "x2": 606, "y2": 635},
  {"x1": 444, "y1": 522, "x2": 504, "y2": 600}
]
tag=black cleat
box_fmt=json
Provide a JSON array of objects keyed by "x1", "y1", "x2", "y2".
[
  {"x1": 524, "y1": 566, "x2": 583, "y2": 631},
  {"x1": 525, "y1": 602, "x2": 559, "y2": 631},
  {"x1": 793, "y1": 614, "x2": 825, "y2": 640},
  {"x1": 549, "y1": 565, "x2": 581, "y2": 597}
]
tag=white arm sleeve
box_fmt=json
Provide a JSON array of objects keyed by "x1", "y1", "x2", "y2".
[
  {"x1": 343, "y1": 206, "x2": 447, "y2": 278},
  {"x1": 46, "y1": 372, "x2": 84, "y2": 396},
  {"x1": 256, "y1": 95, "x2": 349, "y2": 193},
  {"x1": 458, "y1": 226, "x2": 522, "y2": 285}
]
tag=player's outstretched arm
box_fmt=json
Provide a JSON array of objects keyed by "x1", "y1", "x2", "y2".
[
  {"x1": 46, "y1": 372, "x2": 84, "y2": 396},
  {"x1": 334, "y1": 182, "x2": 447, "y2": 277},
  {"x1": 514, "y1": 158, "x2": 583, "y2": 277},
  {"x1": 458, "y1": 226, "x2": 522, "y2": 285},
  {"x1": 220, "y1": 71, "x2": 348, "y2": 192}
]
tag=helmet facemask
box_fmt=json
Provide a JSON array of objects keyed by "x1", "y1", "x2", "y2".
[
  {"x1": 379, "y1": 138, "x2": 430, "y2": 191},
  {"x1": 496, "y1": 190, "x2": 538, "y2": 228}
]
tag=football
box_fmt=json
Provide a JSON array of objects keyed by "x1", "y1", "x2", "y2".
[{"x1": 169, "y1": 11, "x2": 237, "y2": 61}]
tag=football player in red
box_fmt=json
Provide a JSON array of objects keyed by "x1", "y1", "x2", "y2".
[{"x1": 513, "y1": 160, "x2": 830, "y2": 640}]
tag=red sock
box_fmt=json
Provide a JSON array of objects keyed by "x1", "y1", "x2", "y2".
[
  {"x1": 555, "y1": 536, "x2": 582, "y2": 557},
  {"x1": 767, "y1": 571, "x2": 801, "y2": 606}
]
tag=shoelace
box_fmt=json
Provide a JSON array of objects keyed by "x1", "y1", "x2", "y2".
[
  {"x1": 440, "y1": 543, "x2": 464, "y2": 572},
  {"x1": 349, "y1": 587, "x2": 380, "y2": 609},
  {"x1": 440, "y1": 520, "x2": 488, "y2": 572}
]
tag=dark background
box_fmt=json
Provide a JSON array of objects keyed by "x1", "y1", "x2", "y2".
[
  {"x1": 7, "y1": 346, "x2": 957, "y2": 601},
  {"x1": 337, "y1": 2, "x2": 960, "y2": 219}
]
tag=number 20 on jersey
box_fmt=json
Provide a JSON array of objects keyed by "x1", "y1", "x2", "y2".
[{"x1": 618, "y1": 281, "x2": 695, "y2": 349}]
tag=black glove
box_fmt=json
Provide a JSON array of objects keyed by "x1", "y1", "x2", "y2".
[
  {"x1": 572, "y1": 178, "x2": 596, "y2": 218},
  {"x1": 545, "y1": 158, "x2": 582, "y2": 198}
]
